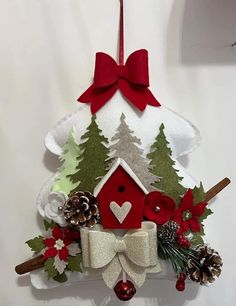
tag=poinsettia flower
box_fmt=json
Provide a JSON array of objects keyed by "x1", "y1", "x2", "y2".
[
  {"x1": 144, "y1": 191, "x2": 176, "y2": 225},
  {"x1": 172, "y1": 189, "x2": 207, "y2": 234},
  {"x1": 44, "y1": 192, "x2": 67, "y2": 227},
  {"x1": 43, "y1": 225, "x2": 76, "y2": 261}
]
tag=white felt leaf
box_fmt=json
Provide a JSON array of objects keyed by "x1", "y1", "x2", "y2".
[
  {"x1": 53, "y1": 255, "x2": 67, "y2": 274},
  {"x1": 109, "y1": 201, "x2": 132, "y2": 224},
  {"x1": 68, "y1": 244, "x2": 81, "y2": 256}
]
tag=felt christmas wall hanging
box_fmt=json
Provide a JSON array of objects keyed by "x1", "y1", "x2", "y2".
[{"x1": 15, "y1": 0, "x2": 230, "y2": 302}]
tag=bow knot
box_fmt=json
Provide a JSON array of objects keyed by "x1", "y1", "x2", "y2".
[
  {"x1": 114, "y1": 238, "x2": 127, "y2": 253},
  {"x1": 80, "y1": 222, "x2": 161, "y2": 288},
  {"x1": 117, "y1": 65, "x2": 127, "y2": 79},
  {"x1": 78, "y1": 49, "x2": 161, "y2": 113}
]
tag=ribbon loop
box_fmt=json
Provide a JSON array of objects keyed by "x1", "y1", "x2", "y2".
[
  {"x1": 123, "y1": 232, "x2": 150, "y2": 267},
  {"x1": 125, "y1": 49, "x2": 149, "y2": 86},
  {"x1": 93, "y1": 52, "x2": 118, "y2": 88}
]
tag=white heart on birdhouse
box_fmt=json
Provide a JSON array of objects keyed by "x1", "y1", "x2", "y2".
[{"x1": 109, "y1": 201, "x2": 132, "y2": 224}]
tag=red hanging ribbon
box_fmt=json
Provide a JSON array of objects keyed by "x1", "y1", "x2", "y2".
[{"x1": 78, "y1": 0, "x2": 160, "y2": 114}]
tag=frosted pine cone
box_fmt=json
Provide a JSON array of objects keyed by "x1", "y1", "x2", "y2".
[
  {"x1": 60, "y1": 191, "x2": 100, "y2": 229},
  {"x1": 158, "y1": 221, "x2": 180, "y2": 243},
  {"x1": 187, "y1": 246, "x2": 223, "y2": 285}
]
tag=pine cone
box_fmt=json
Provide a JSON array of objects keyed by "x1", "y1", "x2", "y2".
[
  {"x1": 61, "y1": 191, "x2": 100, "y2": 229},
  {"x1": 158, "y1": 221, "x2": 180, "y2": 243},
  {"x1": 187, "y1": 246, "x2": 223, "y2": 285}
]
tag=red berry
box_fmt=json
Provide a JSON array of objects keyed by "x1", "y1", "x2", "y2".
[
  {"x1": 175, "y1": 273, "x2": 186, "y2": 292},
  {"x1": 176, "y1": 279, "x2": 185, "y2": 292},
  {"x1": 177, "y1": 236, "x2": 190, "y2": 249},
  {"x1": 114, "y1": 280, "x2": 136, "y2": 301}
]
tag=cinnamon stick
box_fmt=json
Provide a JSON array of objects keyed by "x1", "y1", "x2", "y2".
[
  {"x1": 15, "y1": 255, "x2": 45, "y2": 275},
  {"x1": 15, "y1": 177, "x2": 230, "y2": 275},
  {"x1": 205, "y1": 177, "x2": 230, "y2": 202}
]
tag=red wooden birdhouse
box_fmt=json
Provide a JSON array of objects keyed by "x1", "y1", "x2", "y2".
[{"x1": 94, "y1": 158, "x2": 148, "y2": 229}]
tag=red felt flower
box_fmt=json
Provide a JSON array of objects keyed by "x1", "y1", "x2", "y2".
[
  {"x1": 43, "y1": 225, "x2": 74, "y2": 261},
  {"x1": 172, "y1": 189, "x2": 207, "y2": 234},
  {"x1": 144, "y1": 191, "x2": 176, "y2": 225}
]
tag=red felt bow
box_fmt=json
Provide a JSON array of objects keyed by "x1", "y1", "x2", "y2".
[{"x1": 78, "y1": 49, "x2": 160, "y2": 114}]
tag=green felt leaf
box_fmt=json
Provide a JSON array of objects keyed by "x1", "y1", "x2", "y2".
[
  {"x1": 198, "y1": 225, "x2": 205, "y2": 236},
  {"x1": 190, "y1": 234, "x2": 204, "y2": 247},
  {"x1": 53, "y1": 128, "x2": 81, "y2": 194},
  {"x1": 26, "y1": 236, "x2": 44, "y2": 253},
  {"x1": 69, "y1": 116, "x2": 110, "y2": 193},
  {"x1": 191, "y1": 183, "x2": 212, "y2": 231},
  {"x1": 43, "y1": 219, "x2": 55, "y2": 231},
  {"x1": 44, "y1": 258, "x2": 58, "y2": 279},
  {"x1": 53, "y1": 272, "x2": 68, "y2": 283},
  {"x1": 192, "y1": 183, "x2": 205, "y2": 204},
  {"x1": 147, "y1": 124, "x2": 186, "y2": 204},
  {"x1": 199, "y1": 207, "x2": 213, "y2": 222},
  {"x1": 67, "y1": 254, "x2": 81, "y2": 272}
]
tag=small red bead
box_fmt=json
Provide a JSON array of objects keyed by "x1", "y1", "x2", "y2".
[{"x1": 114, "y1": 280, "x2": 136, "y2": 301}]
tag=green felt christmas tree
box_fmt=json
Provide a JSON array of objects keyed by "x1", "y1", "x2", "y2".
[
  {"x1": 147, "y1": 123, "x2": 186, "y2": 203},
  {"x1": 69, "y1": 116, "x2": 110, "y2": 193},
  {"x1": 53, "y1": 128, "x2": 80, "y2": 194}
]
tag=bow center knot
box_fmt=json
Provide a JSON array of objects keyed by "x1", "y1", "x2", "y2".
[
  {"x1": 117, "y1": 65, "x2": 127, "y2": 79},
  {"x1": 114, "y1": 239, "x2": 127, "y2": 253}
]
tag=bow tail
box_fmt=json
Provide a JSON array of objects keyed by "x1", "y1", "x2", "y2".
[
  {"x1": 102, "y1": 256, "x2": 123, "y2": 288},
  {"x1": 145, "y1": 88, "x2": 161, "y2": 106},
  {"x1": 146, "y1": 263, "x2": 162, "y2": 274},
  {"x1": 119, "y1": 79, "x2": 160, "y2": 111},
  {"x1": 78, "y1": 84, "x2": 118, "y2": 114},
  {"x1": 119, "y1": 254, "x2": 147, "y2": 288},
  {"x1": 102, "y1": 255, "x2": 147, "y2": 288}
]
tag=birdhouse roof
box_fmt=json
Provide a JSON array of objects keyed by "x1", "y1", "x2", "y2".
[{"x1": 94, "y1": 158, "x2": 148, "y2": 196}]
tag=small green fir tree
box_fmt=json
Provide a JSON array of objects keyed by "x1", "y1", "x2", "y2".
[
  {"x1": 69, "y1": 116, "x2": 110, "y2": 193},
  {"x1": 147, "y1": 123, "x2": 186, "y2": 203},
  {"x1": 53, "y1": 128, "x2": 80, "y2": 194}
]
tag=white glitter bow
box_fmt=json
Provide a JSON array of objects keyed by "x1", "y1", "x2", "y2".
[{"x1": 80, "y1": 221, "x2": 161, "y2": 288}]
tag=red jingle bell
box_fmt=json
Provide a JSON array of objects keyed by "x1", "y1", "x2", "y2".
[{"x1": 114, "y1": 280, "x2": 136, "y2": 301}]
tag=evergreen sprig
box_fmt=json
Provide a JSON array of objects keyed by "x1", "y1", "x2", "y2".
[{"x1": 158, "y1": 237, "x2": 201, "y2": 275}]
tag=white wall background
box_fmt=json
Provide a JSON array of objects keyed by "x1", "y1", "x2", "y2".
[{"x1": 0, "y1": 0, "x2": 235, "y2": 305}]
